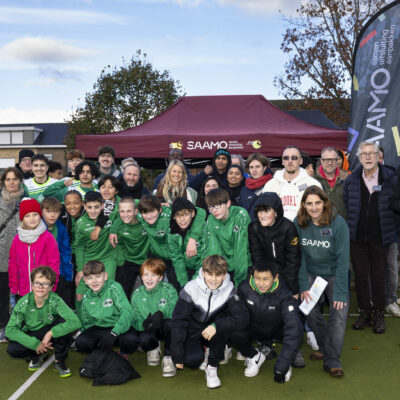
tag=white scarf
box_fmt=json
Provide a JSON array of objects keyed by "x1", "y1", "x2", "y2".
[{"x1": 17, "y1": 220, "x2": 47, "y2": 244}]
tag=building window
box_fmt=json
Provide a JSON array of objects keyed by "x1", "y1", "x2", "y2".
[
  {"x1": 11, "y1": 132, "x2": 23, "y2": 144},
  {"x1": 0, "y1": 158, "x2": 15, "y2": 168},
  {"x1": 0, "y1": 132, "x2": 10, "y2": 144}
]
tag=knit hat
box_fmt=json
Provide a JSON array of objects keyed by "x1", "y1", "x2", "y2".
[
  {"x1": 19, "y1": 198, "x2": 42, "y2": 220},
  {"x1": 171, "y1": 197, "x2": 195, "y2": 219},
  {"x1": 214, "y1": 149, "x2": 231, "y2": 160},
  {"x1": 19, "y1": 149, "x2": 34, "y2": 162}
]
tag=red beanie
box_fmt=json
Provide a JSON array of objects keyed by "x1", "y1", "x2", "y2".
[{"x1": 19, "y1": 198, "x2": 42, "y2": 221}]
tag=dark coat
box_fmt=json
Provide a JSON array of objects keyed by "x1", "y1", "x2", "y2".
[
  {"x1": 343, "y1": 164, "x2": 396, "y2": 246},
  {"x1": 119, "y1": 177, "x2": 150, "y2": 199},
  {"x1": 248, "y1": 192, "x2": 301, "y2": 294},
  {"x1": 238, "y1": 279, "x2": 303, "y2": 374}
]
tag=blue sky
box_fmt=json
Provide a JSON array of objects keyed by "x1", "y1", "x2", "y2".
[{"x1": 0, "y1": 0, "x2": 302, "y2": 123}]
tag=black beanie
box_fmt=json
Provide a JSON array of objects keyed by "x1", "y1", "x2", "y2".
[
  {"x1": 171, "y1": 197, "x2": 195, "y2": 219},
  {"x1": 19, "y1": 149, "x2": 34, "y2": 162}
]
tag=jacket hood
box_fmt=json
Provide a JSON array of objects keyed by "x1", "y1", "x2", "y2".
[
  {"x1": 253, "y1": 192, "x2": 284, "y2": 221},
  {"x1": 212, "y1": 149, "x2": 232, "y2": 178},
  {"x1": 273, "y1": 167, "x2": 310, "y2": 184},
  {"x1": 337, "y1": 149, "x2": 350, "y2": 171}
]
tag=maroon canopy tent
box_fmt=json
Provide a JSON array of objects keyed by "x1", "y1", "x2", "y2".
[{"x1": 76, "y1": 95, "x2": 348, "y2": 158}]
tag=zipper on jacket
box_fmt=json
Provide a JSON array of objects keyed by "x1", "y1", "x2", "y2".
[
  {"x1": 204, "y1": 291, "x2": 213, "y2": 322},
  {"x1": 28, "y1": 244, "x2": 32, "y2": 292},
  {"x1": 272, "y1": 242, "x2": 276, "y2": 258}
]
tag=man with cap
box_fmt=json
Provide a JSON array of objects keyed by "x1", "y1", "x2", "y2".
[{"x1": 16, "y1": 150, "x2": 34, "y2": 179}]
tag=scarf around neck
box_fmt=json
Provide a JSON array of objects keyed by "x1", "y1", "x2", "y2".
[
  {"x1": 245, "y1": 173, "x2": 272, "y2": 191},
  {"x1": 17, "y1": 219, "x2": 47, "y2": 244}
]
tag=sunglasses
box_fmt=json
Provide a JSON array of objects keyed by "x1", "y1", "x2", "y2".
[{"x1": 282, "y1": 155, "x2": 299, "y2": 161}]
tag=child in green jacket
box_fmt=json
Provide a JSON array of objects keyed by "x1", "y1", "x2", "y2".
[
  {"x1": 130, "y1": 258, "x2": 178, "y2": 377},
  {"x1": 204, "y1": 188, "x2": 252, "y2": 287},
  {"x1": 6, "y1": 266, "x2": 81, "y2": 378},
  {"x1": 109, "y1": 197, "x2": 150, "y2": 298},
  {"x1": 75, "y1": 260, "x2": 136, "y2": 357},
  {"x1": 169, "y1": 197, "x2": 206, "y2": 288}
]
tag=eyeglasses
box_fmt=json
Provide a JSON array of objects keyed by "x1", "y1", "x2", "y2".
[
  {"x1": 33, "y1": 282, "x2": 51, "y2": 288},
  {"x1": 282, "y1": 155, "x2": 299, "y2": 161},
  {"x1": 208, "y1": 204, "x2": 223, "y2": 212},
  {"x1": 321, "y1": 158, "x2": 338, "y2": 164},
  {"x1": 360, "y1": 151, "x2": 377, "y2": 158}
]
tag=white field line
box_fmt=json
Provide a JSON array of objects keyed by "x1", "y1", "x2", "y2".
[{"x1": 8, "y1": 354, "x2": 55, "y2": 400}]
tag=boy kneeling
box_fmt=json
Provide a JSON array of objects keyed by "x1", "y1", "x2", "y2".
[
  {"x1": 170, "y1": 255, "x2": 249, "y2": 389},
  {"x1": 229, "y1": 262, "x2": 303, "y2": 382},
  {"x1": 75, "y1": 260, "x2": 135, "y2": 358},
  {"x1": 6, "y1": 266, "x2": 80, "y2": 377}
]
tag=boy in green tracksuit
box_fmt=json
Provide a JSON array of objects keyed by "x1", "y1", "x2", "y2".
[
  {"x1": 75, "y1": 260, "x2": 136, "y2": 357},
  {"x1": 109, "y1": 197, "x2": 150, "y2": 298},
  {"x1": 130, "y1": 258, "x2": 178, "y2": 377},
  {"x1": 6, "y1": 267, "x2": 81, "y2": 377},
  {"x1": 74, "y1": 191, "x2": 118, "y2": 292},
  {"x1": 43, "y1": 160, "x2": 99, "y2": 202},
  {"x1": 204, "y1": 188, "x2": 252, "y2": 287},
  {"x1": 168, "y1": 197, "x2": 206, "y2": 288},
  {"x1": 136, "y1": 195, "x2": 203, "y2": 290}
]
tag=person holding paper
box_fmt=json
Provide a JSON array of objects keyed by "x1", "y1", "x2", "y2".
[{"x1": 294, "y1": 185, "x2": 349, "y2": 378}]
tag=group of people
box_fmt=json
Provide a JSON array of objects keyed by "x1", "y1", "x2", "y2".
[{"x1": 0, "y1": 140, "x2": 399, "y2": 389}]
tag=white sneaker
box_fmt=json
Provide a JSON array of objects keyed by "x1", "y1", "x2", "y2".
[
  {"x1": 147, "y1": 344, "x2": 161, "y2": 366},
  {"x1": 386, "y1": 302, "x2": 400, "y2": 317},
  {"x1": 285, "y1": 366, "x2": 293, "y2": 382},
  {"x1": 199, "y1": 347, "x2": 209, "y2": 370},
  {"x1": 236, "y1": 351, "x2": 246, "y2": 361},
  {"x1": 205, "y1": 365, "x2": 221, "y2": 388},
  {"x1": 396, "y1": 298, "x2": 400, "y2": 306},
  {"x1": 219, "y1": 345, "x2": 232, "y2": 365},
  {"x1": 244, "y1": 349, "x2": 266, "y2": 377},
  {"x1": 306, "y1": 331, "x2": 319, "y2": 351},
  {"x1": 162, "y1": 356, "x2": 176, "y2": 377}
]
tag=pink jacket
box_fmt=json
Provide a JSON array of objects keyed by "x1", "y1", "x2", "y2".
[{"x1": 8, "y1": 230, "x2": 60, "y2": 296}]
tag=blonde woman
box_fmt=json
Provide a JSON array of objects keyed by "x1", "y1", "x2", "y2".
[{"x1": 155, "y1": 160, "x2": 197, "y2": 205}]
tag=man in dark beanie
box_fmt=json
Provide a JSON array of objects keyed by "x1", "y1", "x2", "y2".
[{"x1": 16, "y1": 149, "x2": 34, "y2": 179}]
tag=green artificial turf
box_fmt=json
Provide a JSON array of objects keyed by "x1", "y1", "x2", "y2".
[{"x1": 1, "y1": 293, "x2": 399, "y2": 400}]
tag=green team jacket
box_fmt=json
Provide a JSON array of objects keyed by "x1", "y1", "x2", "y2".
[
  {"x1": 168, "y1": 207, "x2": 207, "y2": 287},
  {"x1": 81, "y1": 280, "x2": 133, "y2": 335},
  {"x1": 204, "y1": 206, "x2": 252, "y2": 286},
  {"x1": 5, "y1": 291, "x2": 81, "y2": 350},
  {"x1": 136, "y1": 205, "x2": 205, "y2": 260},
  {"x1": 43, "y1": 179, "x2": 98, "y2": 203},
  {"x1": 110, "y1": 219, "x2": 149, "y2": 265},
  {"x1": 131, "y1": 281, "x2": 178, "y2": 331},
  {"x1": 74, "y1": 213, "x2": 117, "y2": 271}
]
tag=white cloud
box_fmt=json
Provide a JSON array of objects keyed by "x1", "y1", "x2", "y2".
[
  {"x1": 1, "y1": 37, "x2": 96, "y2": 63},
  {"x1": 217, "y1": 0, "x2": 303, "y2": 15},
  {"x1": 0, "y1": 107, "x2": 69, "y2": 123},
  {"x1": 0, "y1": 7, "x2": 126, "y2": 25}
]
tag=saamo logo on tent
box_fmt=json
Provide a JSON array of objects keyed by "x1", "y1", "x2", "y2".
[{"x1": 186, "y1": 140, "x2": 228, "y2": 150}]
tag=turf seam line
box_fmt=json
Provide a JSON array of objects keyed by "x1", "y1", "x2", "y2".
[{"x1": 8, "y1": 354, "x2": 55, "y2": 400}]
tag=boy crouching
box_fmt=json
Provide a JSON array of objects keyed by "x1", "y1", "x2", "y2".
[
  {"x1": 6, "y1": 266, "x2": 80, "y2": 377},
  {"x1": 170, "y1": 255, "x2": 249, "y2": 389}
]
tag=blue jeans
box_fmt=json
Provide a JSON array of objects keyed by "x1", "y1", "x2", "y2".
[
  {"x1": 307, "y1": 275, "x2": 348, "y2": 370},
  {"x1": 385, "y1": 242, "x2": 399, "y2": 305}
]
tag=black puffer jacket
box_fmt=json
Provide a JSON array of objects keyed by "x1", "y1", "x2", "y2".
[
  {"x1": 344, "y1": 164, "x2": 396, "y2": 246},
  {"x1": 248, "y1": 192, "x2": 301, "y2": 294},
  {"x1": 238, "y1": 278, "x2": 303, "y2": 375}
]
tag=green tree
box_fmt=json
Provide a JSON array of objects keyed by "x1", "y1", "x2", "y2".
[
  {"x1": 274, "y1": 0, "x2": 389, "y2": 127},
  {"x1": 66, "y1": 50, "x2": 184, "y2": 148}
]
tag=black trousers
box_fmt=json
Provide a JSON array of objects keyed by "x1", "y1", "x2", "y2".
[
  {"x1": 7, "y1": 318, "x2": 71, "y2": 362},
  {"x1": 56, "y1": 276, "x2": 74, "y2": 309},
  {"x1": 351, "y1": 241, "x2": 388, "y2": 311},
  {"x1": 228, "y1": 326, "x2": 281, "y2": 358},
  {"x1": 130, "y1": 319, "x2": 172, "y2": 355},
  {"x1": 75, "y1": 326, "x2": 137, "y2": 354},
  {"x1": 115, "y1": 261, "x2": 141, "y2": 299},
  {"x1": 0, "y1": 272, "x2": 10, "y2": 329},
  {"x1": 180, "y1": 329, "x2": 226, "y2": 368}
]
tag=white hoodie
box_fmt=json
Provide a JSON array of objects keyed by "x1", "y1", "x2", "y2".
[{"x1": 262, "y1": 167, "x2": 322, "y2": 221}]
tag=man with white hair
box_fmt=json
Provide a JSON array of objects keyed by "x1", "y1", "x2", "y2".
[
  {"x1": 262, "y1": 146, "x2": 321, "y2": 221},
  {"x1": 344, "y1": 141, "x2": 397, "y2": 334}
]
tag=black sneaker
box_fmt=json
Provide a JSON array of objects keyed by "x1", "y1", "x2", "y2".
[
  {"x1": 372, "y1": 310, "x2": 386, "y2": 334},
  {"x1": 352, "y1": 310, "x2": 371, "y2": 330}
]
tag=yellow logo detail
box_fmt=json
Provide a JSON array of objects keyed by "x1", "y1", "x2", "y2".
[
  {"x1": 291, "y1": 237, "x2": 299, "y2": 246},
  {"x1": 169, "y1": 141, "x2": 183, "y2": 149},
  {"x1": 252, "y1": 140, "x2": 262, "y2": 149}
]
